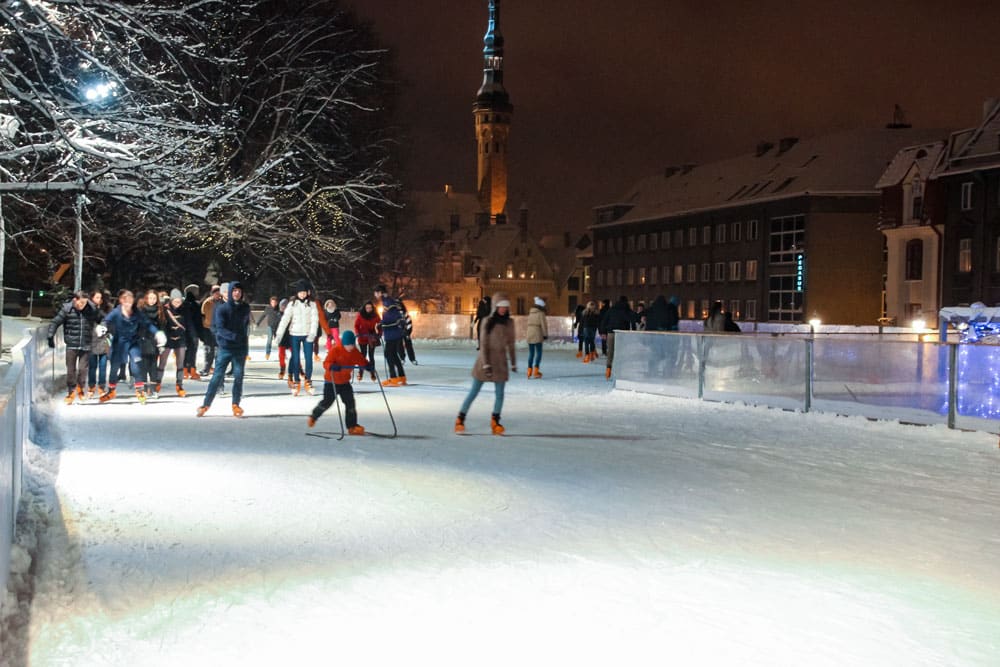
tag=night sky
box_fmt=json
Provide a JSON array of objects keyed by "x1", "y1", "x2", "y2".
[{"x1": 354, "y1": 0, "x2": 1000, "y2": 234}]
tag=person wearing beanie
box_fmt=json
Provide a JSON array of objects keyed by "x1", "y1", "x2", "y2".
[
  {"x1": 525, "y1": 296, "x2": 549, "y2": 378},
  {"x1": 307, "y1": 329, "x2": 374, "y2": 434},
  {"x1": 273, "y1": 279, "x2": 319, "y2": 395},
  {"x1": 455, "y1": 291, "x2": 517, "y2": 435},
  {"x1": 157, "y1": 289, "x2": 196, "y2": 398}
]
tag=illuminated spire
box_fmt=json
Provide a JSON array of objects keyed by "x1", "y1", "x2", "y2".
[{"x1": 476, "y1": 0, "x2": 510, "y2": 108}]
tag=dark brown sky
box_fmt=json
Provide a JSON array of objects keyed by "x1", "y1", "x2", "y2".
[{"x1": 353, "y1": 0, "x2": 1000, "y2": 233}]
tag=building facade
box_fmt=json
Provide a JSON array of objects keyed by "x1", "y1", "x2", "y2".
[
  {"x1": 591, "y1": 128, "x2": 943, "y2": 325},
  {"x1": 877, "y1": 99, "x2": 1000, "y2": 321}
]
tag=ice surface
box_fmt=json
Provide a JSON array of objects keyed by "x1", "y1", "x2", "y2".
[{"x1": 2, "y1": 342, "x2": 999, "y2": 665}]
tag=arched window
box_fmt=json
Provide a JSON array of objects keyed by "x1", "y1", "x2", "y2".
[{"x1": 905, "y1": 239, "x2": 923, "y2": 280}]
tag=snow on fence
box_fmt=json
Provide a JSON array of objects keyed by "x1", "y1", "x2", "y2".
[{"x1": 614, "y1": 330, "x2": 1000, "y2": 434}]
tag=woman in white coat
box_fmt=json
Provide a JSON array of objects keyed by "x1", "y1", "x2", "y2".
[{"x1": 274, "y1": 279, "x2": 319, "y2": 395}]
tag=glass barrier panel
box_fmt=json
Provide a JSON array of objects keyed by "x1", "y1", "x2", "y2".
[
  {"x1": 811, "y1": 338, "x2": 949, "y2": 425},
  {"x1": 702, "y1": 334, "x2": 806, "y2": 410},
  {"x1": 954, "y1": 343, "x2": 1000, "y2": 431},
  {"x1": 614, "y1": 332, "x2": 699, "y2": 398}
]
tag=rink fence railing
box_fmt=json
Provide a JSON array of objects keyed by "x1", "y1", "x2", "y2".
[
  {"x1": 0, "y1": 327, "x2": 44, "y2": 599},
  {"x1": 613, "y1": 330, "x2": 1000, "y2": 434}
]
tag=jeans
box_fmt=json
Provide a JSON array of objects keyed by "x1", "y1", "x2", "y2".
[
  {"x1": 527, "y1": 343, "x2": 543, "y2": 368},
  {"x1": 264, "y1": 327, "x2": 275, "y2": 357},
  {"x1": 459, "y1": 378, "x2": 505, "y2": 416},
  {"x1": 289, "y1": 335, "x2": 313, "y2": 382},
  {"x1": 109, "y1": 342, "x2": 145, "y2": 389},
  {"x1": 203, "y1": 347, "x2": 245, "y2": 407},
  {"x1": 88, "y1": 352, "x2": 108, "y2": 389}
]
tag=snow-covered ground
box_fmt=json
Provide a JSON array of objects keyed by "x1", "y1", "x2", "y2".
[{"x1": 3, "y1": 341, "x2": 1000, "y2": 666}]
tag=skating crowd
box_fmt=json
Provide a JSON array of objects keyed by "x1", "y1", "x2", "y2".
[{"x1": 48, "y1": 279, "x2": 725, "y2": 435}]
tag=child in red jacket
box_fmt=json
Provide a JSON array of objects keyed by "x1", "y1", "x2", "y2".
[{"x1": 308, "y1": 330, "x2": 372, "y2": 434}]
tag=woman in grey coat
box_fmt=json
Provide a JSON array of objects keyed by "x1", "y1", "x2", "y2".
[{"x1": 455, "y1": 292, "x2": 517, "y2": 435}]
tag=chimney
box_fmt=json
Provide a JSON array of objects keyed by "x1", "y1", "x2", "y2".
[
  {"x1": 663, "y1": 166, "x2": 680, "y2": 178},
  {"x1": 755, "y1": 141, "x2": 774, "y2": 157},
  {"x1": 984, "y1": 98, "x2": 1000, "y2": 121},
  {"x1": 777, "y1": 137, "x2": 799, "y2": 155}
]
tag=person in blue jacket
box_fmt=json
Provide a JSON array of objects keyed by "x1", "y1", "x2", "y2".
[
  {"x1": 197, "y1": 281, "x2": 251, "y2": 417},
  {"x1": 99, "y1": 289, "x2": 165, "y2": 404},
  {"x1": 374, "y1": 284, "x2": 407, "y2": 386}
]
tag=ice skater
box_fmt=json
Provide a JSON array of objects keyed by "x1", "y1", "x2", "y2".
[{"x1": 307, "y1": 330, "x2": 373, "y2": 435}]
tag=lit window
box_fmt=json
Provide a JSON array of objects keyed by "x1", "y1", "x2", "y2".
[
  {"x1": 505, "y1": 263, "x2": 513, "y2": 279},
  {"x1": 638, "y1": 267, "x2": 646, "y2": 285},
  {"x1": 674, "y1": 265, "x2": 684, "y2": 283},
  {"x1": 959, "y1": 238, "x2": 972, "y2": 273},
  {"x1": 729, "y1": 261, "x2": 741, "y2": 281},
  {"x1": 746, "y1": 259, "x2": 758, "y2": 281},
  {"x1": 729, "y1": 300, "x2": 741, "y2": 319}
]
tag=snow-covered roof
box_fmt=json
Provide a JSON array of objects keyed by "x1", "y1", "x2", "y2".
[
  {"x1": 874, "y1": 142, "x2": 946, "y2": 189},
  {"x1": 933, "y1": 100, "x2": 1000, "y2": 178},
  {"x1": 595, "y1": 128, "x2": 946, "y2": 228}
]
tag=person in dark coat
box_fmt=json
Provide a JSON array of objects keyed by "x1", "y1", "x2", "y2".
[
  {"x1": 665, "y1": 296, "x2": 680, "y2": 331},
  {"x1": 181, "y1": 284, "x2": 203, "y2": 380},
  {"x1": 374, "y1": 284, "x2": 407, "y2": 385},
  {"x1": 256, "y1": 295, "x2": 281, "y2": 360},
  {"x1": 580, "y1": 300, "x2": 602, "y2": 362},
  {"x1": 644, "y1": 295, "x2": 671, "y2": 332},
  {"x1": 198, "y1": 281, "x2": 251, "y2": 417},
  {"x1": 573, "y1": 303, "x2": 585, "y2": 358},
  {"x1": 598, "y1": 298, "x2": 611, "y2": 356},
  {"x1": 601, "y1": 295, "x2": 638, "y2": 380},
  {"x1": 86, "y1": 289, "x2": 113, "y2": 399},
  {"x1": 723, "y1": 311, "x2": 742, "y2": 333},
  {"x1": 47, "y1": 290, "x2": 102, "y2": 403},
  {"x1": 157, "y1": 289, "x2": 196, "y2": 397}
]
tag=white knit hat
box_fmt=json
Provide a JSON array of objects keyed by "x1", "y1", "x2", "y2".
[{"x1": 534, "y1": 296, "x2": 545, "y2": 307}]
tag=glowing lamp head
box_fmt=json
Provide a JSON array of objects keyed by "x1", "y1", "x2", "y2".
[
  {"x1": 911, "y1": 318, "x2": 927, "y2": 332},
  {"x1": 808, "y1": 317, "x2": 822, "y2": 330}
]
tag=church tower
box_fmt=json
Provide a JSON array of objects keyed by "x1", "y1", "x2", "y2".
[{"x1": 473, "y1": 0, "x2": 512, "y2": 223}]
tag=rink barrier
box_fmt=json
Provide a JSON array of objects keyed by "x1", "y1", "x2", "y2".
[
  {"x1": 0, "y1": 328, "x2": 41, "y2": 598},
  {"x1": 613, "y1": 331, "x2": 998, "y2": 434}
]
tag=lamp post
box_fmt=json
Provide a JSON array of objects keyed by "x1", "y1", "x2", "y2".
[{"x1": 75, "y1": 81, "x2": 118, "y2": 293}]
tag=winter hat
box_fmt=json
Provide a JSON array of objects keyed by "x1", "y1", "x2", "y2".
[
  {"x1": 492, "y1": 292, "x2": 510, "y2": 312},
  {"x1": 219, "y1": 282, "x2": 229, "y2": 297},
  {"x1": 210, "y1": 284, "x2": 221, "y2": 293},
  {"x1": 279, "y1": 298, "x2": 289, "y2": 310},
  {"x1": 534, "y1": 296, "x2": 546, "y2": 308},
  {"x1": 169, "y1": 289, "x2": 183, "y2": 301},
  {"x1": 184, "y1": 284, "x2": 200, "y2": 298},
  {"x1": 375, "y1": 284, "x2": 388, "y2": 294},
  {"x1": 341, "y1": 330, "x2": 356, "y2": 347},
  {"x1": 292, "y1": 278, "x2": 311, "y2": 293}
]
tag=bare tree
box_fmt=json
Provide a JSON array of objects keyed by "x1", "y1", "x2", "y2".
[{"x1": 0, "y1": 0, "x2": 399, "y2": 292}]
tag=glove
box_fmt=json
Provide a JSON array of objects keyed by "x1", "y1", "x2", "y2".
[
  {"x1": 47, "y1": 337, "x2": 55, "y2": 348},
  {"x1": 154, "y1": 331, "x2": 167, "y2": 347},
  {"x1": 95, "y1": 324, "x2": 108, "y2": 337}
]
